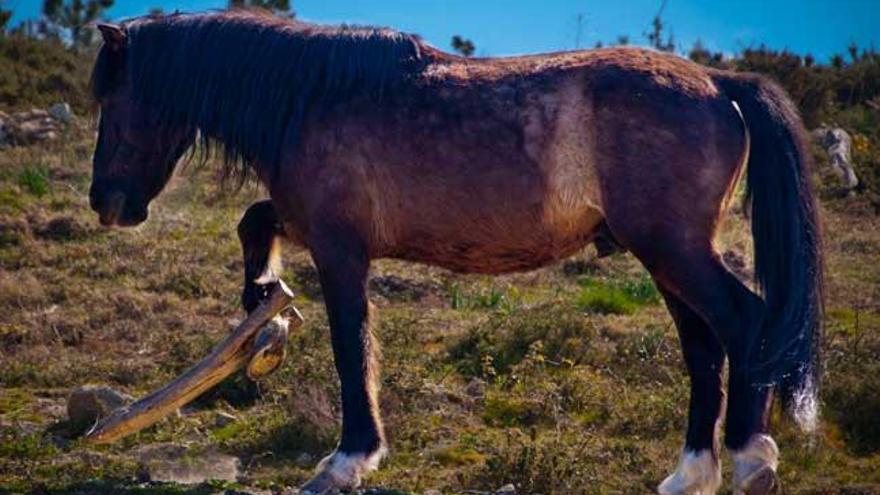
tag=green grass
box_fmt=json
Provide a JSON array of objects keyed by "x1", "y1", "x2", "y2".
[
  {"x1": 16, "y1": 166, "x2": 50, "y2": 197},
  {"x1": 575, "y1": 275, "x2": 660, "y2": 315}
]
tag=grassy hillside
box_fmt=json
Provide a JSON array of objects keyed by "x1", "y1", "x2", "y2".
[
  {"x1": 1, "y1": 116, "x2": 879, "y2": 495},
  {"x1": 0, "y1": 35, "x2": 879, "y2": 495}
]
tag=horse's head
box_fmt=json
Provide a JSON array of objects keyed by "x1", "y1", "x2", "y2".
[{"x1": 89, "y1": 23, "x2": 195, "y2": 227}]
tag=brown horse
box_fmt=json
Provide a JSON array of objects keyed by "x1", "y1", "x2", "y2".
[{"x1": 88, "y1": 11, "x2": 822, "y2": 494}]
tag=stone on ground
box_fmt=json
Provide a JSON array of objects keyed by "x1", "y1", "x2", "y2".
[
  {"x1": 67, "y1": 384, "x2": 132, "y2": 433},
  {"x1": 134, "y1": 443, "x2": 241, "y2": 484}
]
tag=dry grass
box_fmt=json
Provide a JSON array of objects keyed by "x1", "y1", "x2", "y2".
[{"x1": 0, "y1": 126, "x2": 879, "y2": 494}]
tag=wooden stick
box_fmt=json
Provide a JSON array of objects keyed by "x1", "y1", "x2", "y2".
[{"x1": 85, "y1": 281, "x2": 298, "y2": 444}]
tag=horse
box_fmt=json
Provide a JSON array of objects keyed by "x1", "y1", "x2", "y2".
[{"x1": 88, "y1": 11, "x2": 822, "y2": 494}]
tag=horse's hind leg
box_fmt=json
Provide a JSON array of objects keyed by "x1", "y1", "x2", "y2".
[
  {"x1": 595, "y1": 91, "x2": 779, "y2": 493},
  {"x1": 623, "y1": 240, "x2": 776, "y2": 494},
  {"x1": 656, "y1": 255, "x2": 777, "y2": 495},
  {"x1": 238, "y1": 200, "x2": 285, "y2": 313},
  {"x1": 657, "y1": 288, "x2": 724, "y2": 495}
]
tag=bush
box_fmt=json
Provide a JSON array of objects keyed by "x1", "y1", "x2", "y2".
[{"x1": 0, "y1": 34, "x2": 93, "y2": 113}]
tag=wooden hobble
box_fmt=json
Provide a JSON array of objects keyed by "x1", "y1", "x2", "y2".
[{"x1": 86, "y1": 281, "x2": 301, "y2": 444}]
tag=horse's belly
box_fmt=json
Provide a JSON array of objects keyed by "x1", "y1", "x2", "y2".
[{"x1": 389, "y1": 203, "x2": 604, "y2": 274}]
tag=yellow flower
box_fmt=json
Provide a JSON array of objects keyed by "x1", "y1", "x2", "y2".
[{"x1": 852, "y1": 134, "x2": 870, "y2": 155}]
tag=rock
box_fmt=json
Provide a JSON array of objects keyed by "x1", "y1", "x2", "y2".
[
  {"x1": 496, "y1": 484, "x2": 516, "y2": 494},
  {"x1": 424, "y1": 490, "x2": 442, "y2": 495},
  {"x1": 813, "y1": 126, "x2": 859, "y2": 192},
  {"x1": 134, "y1": 443, "x2": 241, "y2": 484},
  {"x1": 0, "y1": 106, "x2": 68, "y2": 146},
  {"x1": 48, "y1": 102, "x2": 74, "y2": 124},
  {"x1": 67, "y1": 385, "x2": 133, "y2": 433},
  {"x1": 214, "y1": 411, "x2": 237, "y2": 428}
]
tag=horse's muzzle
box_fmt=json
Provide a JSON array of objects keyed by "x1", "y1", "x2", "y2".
[
  {"x1": 92, "y1": 191, "x2": 146, "y2": 227},
  {"x1": 96, "y1": 191, "x2": 126, "y2": 226}
]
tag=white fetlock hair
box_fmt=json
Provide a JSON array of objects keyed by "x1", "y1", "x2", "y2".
[
  {"x1": 732, "y1": 434, "x2": 779, "y2": 489},
  {"x1": 313, "y1": 446, "x2": 388, "y2": 489},
  {"x1": 658, "y1": 449, "x2": 722, "y2": 495}
]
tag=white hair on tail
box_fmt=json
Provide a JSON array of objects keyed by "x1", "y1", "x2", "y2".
[{"x1": 790, "y1": 373, "x2": 820, "y2": 434}]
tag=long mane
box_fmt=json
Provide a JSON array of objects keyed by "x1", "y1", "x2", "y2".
[{"x1": 91, "y1": 10, "x2": 428, "y2": 180}]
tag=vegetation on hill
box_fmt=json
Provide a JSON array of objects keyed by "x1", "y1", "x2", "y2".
[{"x1": 0, "y1": 34, "x2": 92, "y2": 112}]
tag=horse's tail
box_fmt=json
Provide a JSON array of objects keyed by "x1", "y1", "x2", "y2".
[{"x1": 714, "y1": 72, "x2": 824, "y2": 431}]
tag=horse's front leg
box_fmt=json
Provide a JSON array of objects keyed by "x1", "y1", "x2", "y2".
[
  {"x1": 239, "y1": 200, "x2": 285, "y2": 313},
  {"x1": 301, "y1": 223, "x2": 385, "y2": 493},
  {"x1": 238, "y1": 200, "x2": 292, "y2": 379}
]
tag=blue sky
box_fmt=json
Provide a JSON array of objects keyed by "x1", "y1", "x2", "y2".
[{"x1": 8, "y1": 0, "x2": 879, "y2": 60}]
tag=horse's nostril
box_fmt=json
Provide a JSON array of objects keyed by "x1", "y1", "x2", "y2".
[{"x1": 98, "y1": 192, "x2": 127, "y2": 226}]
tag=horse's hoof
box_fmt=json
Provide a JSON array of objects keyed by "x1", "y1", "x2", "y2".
[
  {"x1": 731, "y1": 435, "x2": 779, "y2": 495},
  {"x1": 300, "y1": 448, "x2": 386, "y2": 494},
  {"x1": 246, "y1": 318, "x2": 289, "y2": 380},
  {"x1": 736, "y1": 466, "x2": 778, "y2": 495},
  {"x1": 300, "y1": 470, "x2": 349, "y2": 494},
  {"x1": 657, "y1": 449, "x2": 721, "y2": 495}
]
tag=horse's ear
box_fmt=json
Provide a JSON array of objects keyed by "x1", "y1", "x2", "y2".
[{"x1": 97, "y1": 23, "x2": 126, "y2": 50}]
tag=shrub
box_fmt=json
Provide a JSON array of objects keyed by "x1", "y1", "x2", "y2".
[{"x1": 0, "y1": 35, "x2": 93, "y2": 113}]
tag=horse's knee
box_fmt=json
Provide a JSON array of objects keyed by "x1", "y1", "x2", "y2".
[
  {"x1": 239, "y1": 200, "x2": 284, "y2": 312},
  {"x1": 238, "y1": 200, "x2": 280, "y2": 240}
]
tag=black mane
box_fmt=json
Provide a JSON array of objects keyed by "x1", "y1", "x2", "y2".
[{"x1": 91, "y1": 10, "x2": 427, "y2": 179}]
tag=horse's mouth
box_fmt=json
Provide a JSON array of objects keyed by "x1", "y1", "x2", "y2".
[
  {"x1": 97, "y1": 193, "x2": 147, "y2": 227},
  {"x1": 102, "y1": 210, "x2": 147, "y2": 227}
]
